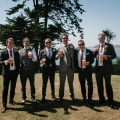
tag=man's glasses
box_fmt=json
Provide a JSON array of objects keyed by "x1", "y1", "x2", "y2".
[
  {"x1": 78, "y1": 44, "x2": 84, "y2": 46},
  {"x1": 99, "y1": 38, "x2": 105, "y2": 41},
  {"x1": 62, "y1": 37, "x2": 68, "y2": 39},
  {"x1": 24, "y1": 41, "x2": 30, "y2": 44},
  {"x1": 45, "y1": 42, "x2": 51, "y2": 44}
]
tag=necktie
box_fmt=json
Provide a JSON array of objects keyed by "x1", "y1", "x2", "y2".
[
  {"x1": 48, "y1": 50, "x2": 51, "y2": 59},
  {"x1": 99, "y1": 45, "x2": 103, "y2": 63},
  {"x1": 10, "y1": 50, "x2": 13, "y2": 66},
  {"x1": 100, "y1": 44, "x2": 103, "y2": 53},
  {"x1": 81, "y1": 50, "x2": 83, "y2": 68},
  {"x1": 64, "y1": 45, "x2": 68, "y2": 52}
]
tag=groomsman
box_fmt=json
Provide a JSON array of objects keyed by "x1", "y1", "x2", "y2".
[
  {"x1": 0, "y1": 38, "x2": 20, "y2": 113},
  {"x1": 19, "y1": 37, "x2": 37, "y2": 103},
  {"x1": 56, "y1": 33, "x2": 75, "y2": 103},
  {"x1": 75, "y1": 40, "x2": 94, "y2": 104},
  {"x1": 39, "y1": 38, "x2": 57, "y2": 103},
  {"x1": 93, "y1": 33, "x2": 116, "y2": 108}
]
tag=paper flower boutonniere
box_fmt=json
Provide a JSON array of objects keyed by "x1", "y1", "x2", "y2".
[{"x1": 52, "y1": 48, "x2": 56, "y2": 52}]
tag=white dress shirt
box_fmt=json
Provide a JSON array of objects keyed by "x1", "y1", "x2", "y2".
[
  {"x1": 78, "y1": 48, "x2": 86, "y2": 68},
  {"x1": 98, "y1": 43, "x2": 105, "y2": 66}
]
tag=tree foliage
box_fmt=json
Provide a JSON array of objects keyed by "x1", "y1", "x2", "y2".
[
  {"x1": 102, "y1": 28, "x2": 116, "y2": 43},
  {"x1": 0, "y1": 0, "x2": 85, "y2": 51}
]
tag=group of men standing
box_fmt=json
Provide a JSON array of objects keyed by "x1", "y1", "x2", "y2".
[{"x1": 0, "y1": 33, "x2": 116, "y2": 113}]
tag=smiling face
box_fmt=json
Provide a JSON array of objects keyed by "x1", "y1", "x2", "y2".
[
  {"x1": 78, "y1": 40, "x2": 85, "y2": 50},
  {"x1": 6, "y1": 38, "x2": 14, "y2": 49},
  {"x1": 98, "y1": 33, "x2": 105, "y2": 45},
  {"x1": 61, "y1": 34, "x2": 68, "y2": 45},
  {"x1": 45, "y1": 38, "x2": 52, "y2": 49},
  {"x1": 23, "y1": 37, "x2": 30, "y2": 48}
]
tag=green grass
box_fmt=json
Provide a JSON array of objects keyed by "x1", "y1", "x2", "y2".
[{"x1": 0, "y1": 73, "x2": 120, "y2": 120}]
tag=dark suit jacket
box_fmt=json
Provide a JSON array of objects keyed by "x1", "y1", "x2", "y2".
[
  {"x1": 74, "y1": 48, "x2": 94, "y2": 73},
  {"x1": 93, "y1": 42, "x2": 116, "y2": 74},
  {"x1": 39, "y1": 48, "x2": 57, "y2": 72},
  {"x1": 0, "y1": 49, "x2": 20, "y2": 76}
]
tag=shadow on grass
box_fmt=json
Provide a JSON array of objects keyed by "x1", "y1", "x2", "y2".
[{"x1": 7, "y1": 98, "x2": 120, "y2": 118}]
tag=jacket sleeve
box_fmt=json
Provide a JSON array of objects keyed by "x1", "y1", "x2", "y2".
[{"x1": 105, "y1": 44, "x2": 116, "y2": 60}]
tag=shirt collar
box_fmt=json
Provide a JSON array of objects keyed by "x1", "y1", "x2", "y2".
[
  {"x1": 7, "y1": 48, "x2": 13, "y2": 51},
  {"x1": 62, "y1": 43, "x2": 67, "y2": 47},
  {"x1": 46, "y1": 47, "x2": 51, "y2": 51}
]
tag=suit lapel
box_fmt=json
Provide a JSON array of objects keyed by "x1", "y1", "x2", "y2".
[{"x1": 5, "y1": 49, "x2": 9, "y2": 59}]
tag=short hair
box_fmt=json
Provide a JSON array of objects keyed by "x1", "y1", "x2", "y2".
[
  {"x1": 6, "y1": 38, "x2": 14, "y2": 44},
  {"x1": 78, "y1": 39, "x2": 85, "y2": 44},
  {"x1": 98, "y1": 33, "x2": 106, "y2": 38},
  {"x1": 44, "y1": 38, "x2": 51, "y2": 43},
  {"x1": 23, "y1": 37, "x2": 29, "y2": 42},
  {"x1": 61, "y1": 33, "x2": 68, "y2": 39}
]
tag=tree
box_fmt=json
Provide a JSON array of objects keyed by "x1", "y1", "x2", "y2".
[
  {"x1": 102, "y1": 28, "x2": 116, "y2": 43},
  {"x1": 1, "y1": 0, "x2": 85, "y2": 51}
]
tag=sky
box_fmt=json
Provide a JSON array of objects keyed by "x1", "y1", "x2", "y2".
[{"x1": 0, "y1": 0, "x2": 120, "y2": 47}]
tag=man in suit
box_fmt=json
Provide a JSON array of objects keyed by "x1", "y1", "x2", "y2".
[
  {"x1": 56, "y1": 33, "x2": 75, "y2": 103},
  {"x1": 0, "y1": 38, "x2": 20, "y2": 113},
  {"x1": 75, "y1": 40, "x2": 94, "y2": 104},
  {"x1": 93, "y1": 33, "x2": 116, "y2": 108},
  {"x1": 19, "y1": 37, "x2": 37, "y2": 103},
  {"x1": 39, "y1": 38, "x2": 57, "y2": 103}
]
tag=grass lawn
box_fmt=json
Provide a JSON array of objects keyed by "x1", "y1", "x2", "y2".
[{"x1": 0, "y1": 73, "x2": 120, "y2": 120}]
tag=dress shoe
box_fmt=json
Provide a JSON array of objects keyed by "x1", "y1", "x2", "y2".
[
  {"x1": 98, "y1": 100, "x2": 105, "y2": 105},
  {"x1": 32, "y1": 99, "x2": 37, "y2": 103},
  {"x1": 9, "y1": 101, "x2": 17, "y2": 105},
  {"x1": 109, "y1": 104, "x2": 114, "y2": 109},
  {"x1": 52, "y1": 96, "x2": 57, "y2": 101},
  {"x1": 21, "y1": 99, "x2": 26, "y2": 104},
  {"x1": 57, "y1": 98, "x2": 63, "y2": 103},
  {"x1": 41, "y1": 98, "x2": 45, "y2": 103},
  {"x1": 88, "y1": 99, "x2": 93, "y2": 105},
  {"x1": 71, "y1": 97, "x2": 76, "y2": 102},
  {"x1": 82, "y1": 98, "x2": 86, "y2": 103},
  {"x1": 1, "y1": 107, "x2": 7, "y2": 113}
]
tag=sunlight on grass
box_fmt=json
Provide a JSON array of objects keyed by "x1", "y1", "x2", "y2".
[{"x1": 0, "y1": 73, "x2": 120, "y2": 120}]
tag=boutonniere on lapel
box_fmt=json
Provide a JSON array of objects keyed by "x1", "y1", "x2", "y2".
[
  {"x1": 52, "y1": 48, "x2": 56, "y2": 52},
  {"x1": 86, "y1": 52, "x2": 89, "y2": 55},
  {"x1": 104, "y1": 45, "x2": 108, "y2": 51},
  {"x1": 70, "y1": 44, "x2": 74, "y2": 48}
]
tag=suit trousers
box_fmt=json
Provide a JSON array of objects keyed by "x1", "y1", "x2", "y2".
[
  {"x1": 2, "y1": 70, "x2": 18, "y2": 107},
  {"x1": 59, "y1": 66, "x2": 74, "y2": 98},
  {"x1": 42, "y1": 67, "x2": 55, "y2": 97},
  {"x1": 20, "y1": 69, "x2": 35, "y2": 100},
  {"x1": 78, "y1": 68, "x2": 93, "y2": 99},
  {"x1": 96, "y1": 66, "x2": 114, "y2": 104}
]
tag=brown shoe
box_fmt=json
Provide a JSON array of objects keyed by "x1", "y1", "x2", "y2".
[{"x1": 1, "y1": 107, "x2": 7, "y2": 113}]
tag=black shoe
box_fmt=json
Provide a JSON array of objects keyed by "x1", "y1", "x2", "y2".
[
  {"x1": 58, "y1": 98, "x2": 63, "y2": 103},
  {"x1": 82, "y1": 98, "x2": 86, "y2": 103},
  {"x1": 88, "y1": 99, "x2": 93, "y2": 105},
  {"x1": 71, "y1": 97, "x2": 76, "y2": 102},
  {"x1": 52, "y1": 96, "x2": 57, "y2": 101},
  {"x1": 41, "y1": 98, "x2": 45, "y2": 103},
  {"x1": 109, "y1": 103, "x2": 114, "y2": 109},
  {"x1": 98, "y1": 100, "x2": 105, "y2": 105},
  {"x1": 9, "y1": 101, "x2": 17, "y2": 105},
  {"x1": 1, "y1": 107, "x2": 7, "y2": 113}
]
